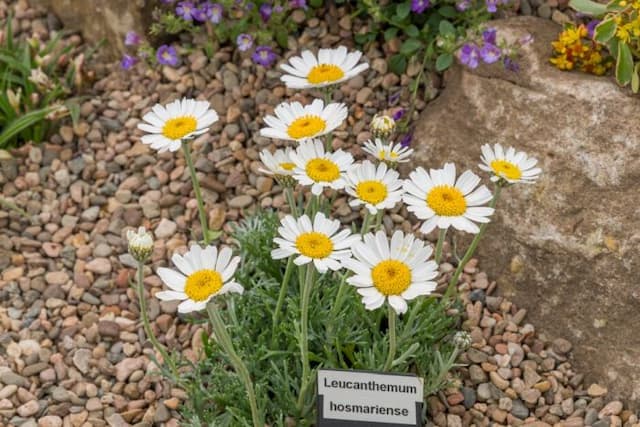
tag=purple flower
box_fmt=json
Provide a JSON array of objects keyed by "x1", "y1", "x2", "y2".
[
  {"x1": 411, "y1": 0, "x2": 431, "y2": 12},
  {"x1": 399, "y1": 132, "x2": 413, "y2": 148},
  {"x1": 156, "y1": 45, "x2": 180, "y2": 66},
  {"x1": 479, "y1": 43, "x2": 502, "y2": 64},
  {"x1": 176, "y1": 1, "x2": 197, "y2": 20},
  {"x1": 274, "y1": 4, "x2": 284, "y2": 12},
  {"x1": 259, "y1": 3, "x2": 272, "y2": 22},
  {"x1": 289, "y1": 0, "x2": 307, "y2": 9},
  {"x1": 392, "y1": 109, "x2": 405, "y2": 121},
  {"x1": 161, "y1": 0, "x2": 175, "y2": 3},
  {"x1": 456, "y1": 0, "x2": 471, "y2": 11},
  {"x1": 121, "y1": 54, "x2": 138, "y2": 70},
  {"x1": 124, "y1": 31, "x2": 141, "y2": 46},
  {"x1": 236, "y1": 33, "x2": 254, "y2": 52},
  {"x1": 503, "y1": 56, "x2": 520, "y2": 72},
  {"x1": 586, "y1": 20, "x2": 600, "y2": 38},
  {"x1": 482, "y1": 28, "x2": 497, "y2": 45},
  {"x1": 388, "y1": 91, "x2": 401, "y2": 105},
  {"x1": 486, "y1": 0, "x2": 498, "y2": 12},
  {"x1": 246, "y1": 2, "x2": 255, "y2": 10},
  {"x1": 252, "y1": 45, "x2": 278, "y2": 67},
  {"x1": 209, "y1": 3, "x2": 223, "y2": 23},
  {"x1": 192, "y1": 1, "x2": 212, "y2": 22},
  {"x1": 458, "y1": 43, "x2": 480, "y2": 69}
]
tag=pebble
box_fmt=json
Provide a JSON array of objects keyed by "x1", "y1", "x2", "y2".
[
  {"x1": 155, "y1": 218, "x2": 178, "y2": 239},
  {"x1": 85, "y1": 258, "x2": 112, "y2": 274},
  {"x1": 588, "y1": 384, "x2": 608, "y2": 397},
  {"x1": 38, "y1": 416, "x2": 63, "y2": 427},
  {"x1": 72, "y1": 349, "x2": 92, "y2": 373},
  {"x1": 17, "y1": 399, "x2": 39, "y2": 417}
]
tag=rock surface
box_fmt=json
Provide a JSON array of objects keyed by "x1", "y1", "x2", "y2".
[
  {"x1": 30, "y1": 0, "x2": 151, "y2": 59},
  {"x1": 409, "y1": 16, "x2": 640, "y2": 407}
]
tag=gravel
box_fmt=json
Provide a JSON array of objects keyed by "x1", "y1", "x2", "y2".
[{"x1": 0, "y1": 0, "x2": 636, "y2": 426}]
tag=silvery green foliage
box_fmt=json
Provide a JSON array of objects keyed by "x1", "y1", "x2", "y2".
[{"x1": 178, "y1": 211, "x2": 459, "y2": 426}]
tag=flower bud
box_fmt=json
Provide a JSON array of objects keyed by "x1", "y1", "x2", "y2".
[
  {"x1": 452, "y1": 331, "x2": 472, "y2": 350},
  {"x1": 370, "y1": 114, "x2": 396, "y2": 140},
  {"x1": 127, "y1": 226, "x2": 154, "y2": 262},
  {"x1": 6, "y1": 88, "x2": 21, "y2": 113}
]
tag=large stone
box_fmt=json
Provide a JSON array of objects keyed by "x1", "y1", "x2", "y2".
[
  {"x1": 32, "y1": 0, "x2": 153, "y2": 60},
  {"x1": 409, "y1": 16, "x2": 640, "y2": 407}
]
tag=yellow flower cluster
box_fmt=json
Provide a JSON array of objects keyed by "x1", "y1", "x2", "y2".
[
  {"x1": 550, "y1": 24, "x2": 613, "y2": 75},
  {"x1": 612, "y1": 5, "x2": 640, "y2": 43}
]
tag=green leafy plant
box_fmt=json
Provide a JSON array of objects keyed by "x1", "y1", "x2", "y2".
[
  {"x1": 0, "y1": 14, "x2": 81, "y2": 148},
  {"x1": 570, "y1": 0, "x2": 640, "y2": 91},
  {"x1": 176, "y1": 210, "x2": 461, "y2": 426}
]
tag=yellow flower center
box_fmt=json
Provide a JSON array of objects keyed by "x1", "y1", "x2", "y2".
[
  {"x1": 287, "y1": 115, "x2": 326, "y2": 139},
  {"x1": 307, "y1": 64, "x2": 345, "y2": 84},
  {"x1": 490, "y1": 160, "x2": 522, "y2": 181},
  {"x1": 162, "y1": 116, "x2": 198, "y2": 140},
  {"x1": 280, "y1": 162, "x2": 295, "y2": 171},
  {"x1": 378, "y1": 149, "x2": 387, "y2": 160},
  {"x1": 389, "y1": 151, "x2": 398, "y2": 159},
  {"x1": 305, "y1": 158, "x2": 340, "y2": 182},
  {"x1": 355, "y1": 180, "x2": 388, "y2": 205},
  {"x1": 184, "y1": 269, "x2": 223, "y2": 302},
  {"x1": 426, "y1": 185, "x2": 467, "y2": 216},
  {"x1": 371, "y1": 260, "x2": 412, "y2": 296},
  {"x1": 295, "y1": 232, "x2": 334, "y2": 259}
]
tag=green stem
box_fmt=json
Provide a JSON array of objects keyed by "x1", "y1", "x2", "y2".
[
  {"x1": 182, "y1": 140, "x2": 210, "y2": 245},
  {"x1": 383, "y1": 305, "x2": 397, "y2": 371},
  {"x1": 434, "y1": 228, "x2": 447, "y2": 264},
  {"x1": 284, "y1": 186, "x2": 299, "y2": 218},
  {"x1": 207, "y1": 304, "x2": 262, "y2": 427},
  {"x1": 297, "y1": 264, "x2": 315, "y2": 413},
  {"x1": 360, "y1": 210, "x2": 372, "y2": 235},
  {"x1": 136, "y1": 262, "x2": 179, "y2": 380},
  {"x1": 374, "y1": 211, "x2": 383, "y2": 232},
  {"x1": 271, "y1": 257, "x2": 294, "y2": 346},
  {"x1": 444, "y1": 185, "x2": 503, "y2": 301},
  {"x1": 323, "y1": 88, "x2": 334, "y2": 152},
  {"x1": 325, "y1": 273, "x2": 348, "y2": 345}
]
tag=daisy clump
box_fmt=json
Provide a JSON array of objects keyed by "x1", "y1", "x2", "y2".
[{"x1": 129, "y1": 41, "x2": 543, "y2": 427}]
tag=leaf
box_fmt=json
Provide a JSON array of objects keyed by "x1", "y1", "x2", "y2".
[
  {"x1": 615, "y1": 42, "x2": 633, "y2": 85},
  {"x1": 568, "y1": 0, "x2": 607, "y2": 16},
  {"x1": 438, "y1": 20, "x2": 456, "y2": 36},
  {"x1": 435, "y1": 53, "x2": 453, "y2": 71},
  {"x1": 309, "y1": 0, "x2": 323, "y2": 7},
  {"x1": 275, "y1": 28, "x2": 288, "y2": 49},
  {"x1": 632, "y1": 63, "x2": 640, "y2": 93},
  {"x1": 389, "y1": 54, "x2": 408, "y2": 75},
  {"x1": 384, "y1": 27, "x2": 399, "y2": 41},
  {"x1": 405, "y1": 25, "x2": 420, "y2": 38},
  {"x1": 396, "y1": 2, "x2": 411, "y2": 19},
  {"x1": 0, "y1": 107, "x2": 54, "y2": 148},
  {"x1": 594, "y1": 18, "x2": 617, "y2": 43},
  {"x1": 400, "y1": 38, "x2": 422, "y2": 55},
  {"x1": 438, "y1": 5, "x2": 458, "y2": 17}
]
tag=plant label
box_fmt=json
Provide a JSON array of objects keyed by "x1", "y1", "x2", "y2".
[{"x1": 317, "y1": 368, "x2": 423, "y2": 426}]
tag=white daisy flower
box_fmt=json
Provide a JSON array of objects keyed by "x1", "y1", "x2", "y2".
[
  {"x1": 260, "y1": 99, "x2": 347, "y2": 142},
  {"x1": 343, "y1": 230, "x2": 438, "y2": 315},
  {"x1": 403, "y1": 163, "x2": 494, "y2": 234},
  {"x1": 259, "y1": 147, "x2": 296, "y2": 177},
  {"x1": 362, "y1": 139, "x2": 413, "y2": 164},
  {"x1": 137, "y1": 98, "x2": 219, "y2": 153},
  {"x1": 345, "y1": 160, "x2": 404, "y2": 214},
  {"x1": 280, "y1": 46, "x2": 369, "y2": 89},
  {"x1": 271, "y1": 212, "x2": 360, "y2": 273},
  {"x1": 290, "y1": 139, "x2": 353, "y2": 196},
  {"x1": 155, "y1": 245, "x2": 243, "y2": 313},
  {"x1": 479, "y1": 143, "x2": 541, "y2": 184}
]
